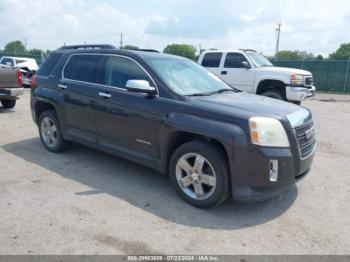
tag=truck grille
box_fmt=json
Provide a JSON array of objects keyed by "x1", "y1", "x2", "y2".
[
  {"x1": 294, "y1": 121, "x2": 316, "y2": 158},
  {"x1": 304, "y1": 76, "x2": 313, "y2": 86}
]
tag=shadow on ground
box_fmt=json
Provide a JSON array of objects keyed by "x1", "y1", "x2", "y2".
[{"x1": 2, "y1": 138, "x2": 298, "y2": 230}]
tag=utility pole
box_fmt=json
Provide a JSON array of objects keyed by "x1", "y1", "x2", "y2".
[
  {"x1": 120, "y1": 32, "x2": 123, "y2": 49},
  {"x1": 275, "y1": 22, "x2": 281, "y2": 60},
  {"x1": 23, "y1": 38, "x2": 27, "y2": 54}
]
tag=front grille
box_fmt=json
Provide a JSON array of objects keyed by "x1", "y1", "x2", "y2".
[
  {"x1": 304, "y1": 76, "x2": 313, "y2": 86},
  {"x1": 294, "y1": 121, "x2": 316, "y2": 158}
]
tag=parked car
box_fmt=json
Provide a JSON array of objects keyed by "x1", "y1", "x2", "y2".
[
  {"x1": 0, "y1": 56, "x2": 39, "y2": 87},
  {"x1": 30, "y1": 45, "x2": 316, "y2": 207},
  {"x1": 198, "y1": 50, "x2": 316, "y2": 104},
  {"x1": 0, "y1": 67, "x2": 24, "y2": 109}
]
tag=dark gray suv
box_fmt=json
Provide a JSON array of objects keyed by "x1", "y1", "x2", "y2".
[{"x1": 30, "y1": 45, "x2": 316, "y2": 207}]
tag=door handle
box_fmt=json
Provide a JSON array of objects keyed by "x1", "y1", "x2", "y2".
[
  {"x1": 98, "y1": 92, "x2": 112, "y2": 98},
  {"x1": 221, "y1": 71, "x2": 227, "y2": 75},
  {"x1": 58, "y1": 84, "x2": 67, "y2": 89}
]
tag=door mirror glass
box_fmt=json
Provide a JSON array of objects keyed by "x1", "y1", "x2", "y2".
[
  {"x1": 126, "y1": 80, "x2": 156, "y2": 95},
  {"x1": 242, "y1": 61, "x2": 251, "y2": 69}
]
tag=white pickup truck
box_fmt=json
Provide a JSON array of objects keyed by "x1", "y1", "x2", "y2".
[{"x1": 198, "y1": 50, "x2": 316, "y2": 104}]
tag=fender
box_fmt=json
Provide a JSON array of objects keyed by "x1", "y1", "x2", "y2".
[
  {"x1": 158, "y1": 112, "x2": 249, "y2": 181},
  {"x1": 32, "y1": 86, "x2": 67, "y2": 137}
]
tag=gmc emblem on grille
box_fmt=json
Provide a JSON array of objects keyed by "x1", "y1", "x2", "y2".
[{"x1": 305, "y1": 128, "x2": 314, "y2": 140}]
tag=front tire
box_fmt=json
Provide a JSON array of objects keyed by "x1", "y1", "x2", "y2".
[
  {"x1": 1, "y1": 99, "x2": 16, "y2": 109},
  {"x1": 169, "y1": 141, "x2": 230, "y2": 208},
  {"x1": 261, "y1": 89, "x2": 286, "y2": 101},
  {"x1": 38, "y1": 110, "x2": 70, "y2": 153}
]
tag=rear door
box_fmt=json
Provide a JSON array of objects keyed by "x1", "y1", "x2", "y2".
[
  {"x1": 95, "y1": 55, "x2": 160, "y2": 165},
  {"x1": 60, "y1": 54, "x2": 106, "y2": 147},
  {"x1": 220, "y1": 52, "x2": 255, "y2": 92},
  {"x1": 200, "y1": 52, "x2": 223, "y2": 77}
]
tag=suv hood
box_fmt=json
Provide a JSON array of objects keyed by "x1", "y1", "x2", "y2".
[
  {"x1": 190, "y1": 91, "x2": 311, "y2": 128},
  {"x1": 256, "y1": 66, "x2": 311, "y2": 76}
]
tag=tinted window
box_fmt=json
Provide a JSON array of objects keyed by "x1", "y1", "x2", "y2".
[
  {"x1": 64, "y1": 54, "x2": 105, "y2": 84},
  {"x1": 224, "y1": 53, "x2": 248, "y2": 68},
  {"x1": 104, "y1": 56, "x2": 152, "y2": 88},
  {"x1": 37, "y1": 53, "x2": 62, "y2": 76},
  {"x1": 0, "y1": 58, "x2": 14, "y2": 66},
  {"x1": 201, "y1": 53, "x2": 222, "y2": 68}
]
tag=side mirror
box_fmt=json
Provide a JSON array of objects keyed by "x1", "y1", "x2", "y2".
[
  {"x1": 126, "y1": 80, "x2": 157, "y2": 95},
  {"x1": 242, "y1": 61, "x2": 251, "y2": 69}
]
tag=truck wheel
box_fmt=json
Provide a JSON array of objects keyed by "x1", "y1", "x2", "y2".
[
  {"x1": 169, "y1": 141, "x2": 230, "y2": 208},
  {"x1": 1, "y1": 99, "x2": 16, "y2": 109},
  {"x1": 38, "y1": 110, "x2": 70, "y2": 153},
  {"x1": 261, "y1": 90, "x2": 286, "y2": 101},
  {"x1": 293, "y1": 101, "x2": 301, "y2": 105}
]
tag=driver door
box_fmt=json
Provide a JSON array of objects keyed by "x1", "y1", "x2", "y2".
[{"x1": 219, "y1": 52, "x2": 255, "y2": 92}]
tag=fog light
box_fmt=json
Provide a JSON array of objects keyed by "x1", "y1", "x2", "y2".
[{"x1": 269, "y1": 160, "x2": 278, "y2": 182}]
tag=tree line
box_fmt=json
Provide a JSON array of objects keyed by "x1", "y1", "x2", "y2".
[{"x1": 1, "y1": 40, "x2": 350, "y2": 61}]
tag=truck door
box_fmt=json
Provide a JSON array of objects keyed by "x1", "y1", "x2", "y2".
[{"x1": 219, "y1": 52, "x2": 255, "y2": 92}]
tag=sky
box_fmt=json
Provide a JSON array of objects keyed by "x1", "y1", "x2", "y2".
[{"x1": 0, "y1": 0, "x2": 349, "y2": 56}]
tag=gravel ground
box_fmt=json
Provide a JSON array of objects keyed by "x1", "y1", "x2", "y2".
[{"x1": 0, "y1": 90, "x2": 349, "y2": 255}]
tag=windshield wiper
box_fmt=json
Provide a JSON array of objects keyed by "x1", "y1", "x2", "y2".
[{"x1": 187, "y1": 88, "x2": 235, "y2": 96}]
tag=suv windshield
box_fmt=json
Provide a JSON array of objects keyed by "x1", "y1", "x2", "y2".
[
  {"x1": 245, "y1": 51, "x2": 273, "y2": 67},
  {"x1": 145, "y1": 57, "x2": 233, "y2": 96}
]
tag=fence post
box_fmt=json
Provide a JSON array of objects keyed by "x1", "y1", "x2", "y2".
[{"x1": 344, "y1": 56, "x2": 350, "y2": 93}]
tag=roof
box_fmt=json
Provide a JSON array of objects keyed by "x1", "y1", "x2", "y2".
[
  {"x1": 53, "y1": 47, "x2": 186, "y2": 61},
  {"x1": 1, "y1": 56, "x2": 36, "y2": 61}
]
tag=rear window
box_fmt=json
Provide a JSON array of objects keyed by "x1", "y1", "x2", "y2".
[
  {"x1": 201, "y1": 52, "x2": 222, "y2": 68},
  {"x1": 63, "y1": 54, "x2": 105, "y2": 84},
  {"x1": 37, "y1": 53, "x2": 62, "y2": 76}
]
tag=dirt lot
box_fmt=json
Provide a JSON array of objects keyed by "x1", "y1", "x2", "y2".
[{"x1": 0, "y1": 90, "x2": 349, "y2": 255}]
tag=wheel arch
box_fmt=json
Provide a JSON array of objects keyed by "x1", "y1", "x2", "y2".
[
  {"x1": 256, "y1": 79, "x2": 286, "y2": 97},
  {"x1": 163, "y1": 131, "x2": 231, "y2": 177}
]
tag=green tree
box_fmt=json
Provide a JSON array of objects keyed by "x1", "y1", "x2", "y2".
[
  {"x1": 122, "y1": 45, "x2": 139, "y2": 50},
  {"x1": 163, "y1": 44, "x2": 197, "y2": 60},
  {"x1": 4, "y1": 40, "x2": 26, "y2": 54},
  {"x1": 329, "y1": 43, "x2": 350, "y2": 60},
  {"x1": 276, "y1": 50, "x2": 314, "y2": 60}
]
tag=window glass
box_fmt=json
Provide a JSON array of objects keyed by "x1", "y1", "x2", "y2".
[
  {"x1": 201, "y1": 52, "x2": 222, "y2": 68},
  {"x1": 0, "y1": 58, "x2": 14, "y2": 66},
  {"x1": 224, "y1": 53, "x2": 248, "y2": 68},
  {"x1": 64, "y1": 54, "x2": 104, "y2": 84},
  {"x1": 104, "y1": 56, "x2": 152, "y2": 88},
  {"x1": 37, "y1": 53, "x2": 62, "y2": 76},
  {"x1": 16, "y1": 59, "x2": 27, "y2": 64}
]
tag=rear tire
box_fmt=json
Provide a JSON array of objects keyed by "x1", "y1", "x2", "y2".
[
  {"x1": 169, "y1": 140, "x2": 230, "y2": 208},
  {"x1": 38, "y1": 110, "x2": 70, "y2": 153},
  {"x1": 1, "y1": 99, "x2": 16, "y2": 109},
  {"x1": 261, "y1": 89, "x2": 286, "y2": 101}
]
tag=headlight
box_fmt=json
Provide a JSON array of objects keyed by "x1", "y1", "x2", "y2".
[
  {"x1": 249, "y1": 117, "x2": 290, "y2": 147},
  {"x1": 290, "y1": 74, "x2": 303, "y2": 86}
]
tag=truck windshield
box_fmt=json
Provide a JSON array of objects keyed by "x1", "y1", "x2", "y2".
[
  {"x1": 145, "y1": 57, "x2": 233, "y2": 96},
  {"x1": 245, "y1": 51, "x2": 273, "y2": 67}
]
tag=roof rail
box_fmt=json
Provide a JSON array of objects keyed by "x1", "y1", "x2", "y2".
[
  {"x1": 59, "y1": 44, "x2": 117, "y2": 50},
  {"x1": 239, "y1": 49, "x2": 257, "y2": 52},
  {"x1": 136, "y1": 49, "x2": 160, "y2": 53}
]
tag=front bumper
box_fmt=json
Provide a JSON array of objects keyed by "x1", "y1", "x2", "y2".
[
  {"x1": 230, "y1": 144, "x2": 315, "y2": 201},
  {"x1": 0, "y1": 87, "x2": 24, "y2": 98},
  {"x1": 286, "y1": 85, "x2": 316, "y2": 101}
]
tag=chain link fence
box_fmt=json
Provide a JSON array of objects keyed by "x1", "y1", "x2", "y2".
[{"x1": 273, "y1": 59, "x2": 350, "y2": 93}]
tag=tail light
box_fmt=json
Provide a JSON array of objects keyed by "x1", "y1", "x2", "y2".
[
  {"x1": 17, "y1": 70, "x2": 23, "y2": 86},
  {"x1": 31, "y1": 74, "x2": 37, "y2": 88}
]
